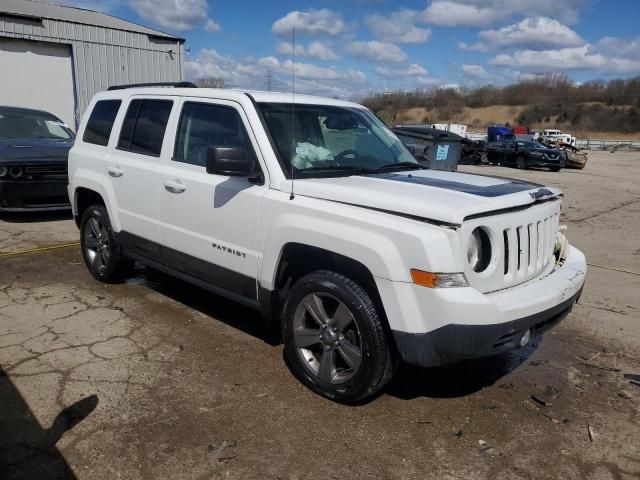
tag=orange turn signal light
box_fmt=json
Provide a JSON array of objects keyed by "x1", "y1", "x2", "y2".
[
  {"x1": 410, "y1": 269, "x2": 438, "y2": 288},
  {"x1": 410, "y1": 269, "x2": 468, "y2": 288}
]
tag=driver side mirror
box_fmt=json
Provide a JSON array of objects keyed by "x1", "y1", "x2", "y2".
[{"x1": 206, "y1": 146, "x2": 254, "y2": 176}]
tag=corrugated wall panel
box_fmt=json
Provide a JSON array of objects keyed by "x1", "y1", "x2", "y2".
[{"x1": 0, "y1": 16, "x2": 183, "y2": 127}]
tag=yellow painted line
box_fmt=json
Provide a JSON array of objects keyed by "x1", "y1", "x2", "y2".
[{"x1": 0, "y1": 242, "x2": 80, "y2": 257}]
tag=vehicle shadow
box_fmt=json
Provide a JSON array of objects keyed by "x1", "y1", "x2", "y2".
[
  {"x1": 0, "y1": 367, "x2": 98, "y2": 479},
  {"x1": 129, "y1": 265, "x2": 282, "y2": 347},
  {"x1": 384, "y1": 341, "x2": 539, "y2": 400},
  {"x1": 125, "y1": 264, "x2": 540, "y2": 400},
  {"x1": 0, "y1": 210, "x2": 73, "y2": 223}
]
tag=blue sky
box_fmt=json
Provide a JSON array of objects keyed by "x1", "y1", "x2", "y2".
[{"x1": 66, "y1": 0, "x2": 640, "y2": 97}]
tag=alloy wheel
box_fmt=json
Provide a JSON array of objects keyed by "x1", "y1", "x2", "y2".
[
  {"x1": 293, "y1": 293, "x2": 363, "y2": 384},
  {"x1": 84, "y1": 217, "x2": 111, "y2": 273}
]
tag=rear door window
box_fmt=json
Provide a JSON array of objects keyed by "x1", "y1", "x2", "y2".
[
  {"x1": 83, "y1": 100, "x2": 122, "y2": 146},
  {"x1": 117, "y1": 99, "x2": 173, "y2": 157}
]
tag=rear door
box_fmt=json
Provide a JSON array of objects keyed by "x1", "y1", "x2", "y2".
[
  {"x1": 107, "y1": 96, "x2": 174, "y2": 258},
  {"x1": 156, "y1": 98, "x2": 268, "y2": 301}
]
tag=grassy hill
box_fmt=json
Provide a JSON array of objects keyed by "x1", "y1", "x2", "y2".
[
  {"x1": 379, "y1": 104, "x2": 640, "y2": 139},
  {"x1": 362, "y1": 74, "x2": 640, "y2": 138}
]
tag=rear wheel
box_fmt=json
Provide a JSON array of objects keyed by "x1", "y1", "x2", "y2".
[
  {"x1": 80, "y1": 205, "x2": 132, "y2": 283},
  {"x1": 282, "y1": 270, "x2": 395, "y2": 403},
  {"x1": 516, "y1": 155, "x2": 527, "y2": 169}
]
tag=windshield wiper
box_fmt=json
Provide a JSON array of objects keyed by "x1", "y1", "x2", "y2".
[{"x1": 373, "y1": 161, "x2": 426, "y2": 171}]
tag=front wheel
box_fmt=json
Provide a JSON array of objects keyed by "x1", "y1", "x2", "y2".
[
  {"x1": 80, "y1": 205, "x2": 132, "y2": 283},
  {"x1": 516, "y1": 155, "x2": 527, "y2": 169},
  {"x1": 281, "y1": 270, "x2": 395, "y2": 403},
  {"x1": 550, "y1": 166, "x2": 561, "y2": 172}
]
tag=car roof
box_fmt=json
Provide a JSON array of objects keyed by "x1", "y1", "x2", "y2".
[
  {"x1": 93, "y1": 87, "x2": 366, "y2": 109},
  {"x1": 393, "y1": 126, "x2": 462, "y2": 140},
  {"x1": 0, "y1": 105, "x2": 59, "y2": 119}
]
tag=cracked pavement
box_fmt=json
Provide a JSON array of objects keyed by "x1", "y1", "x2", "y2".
[{"x1": 1, "y1": 151, "x2": 639, "y2": 479}]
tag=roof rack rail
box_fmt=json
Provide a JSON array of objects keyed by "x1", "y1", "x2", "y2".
[{"x1": 107, "y1": 81, "x2": 197, "y2": 91}]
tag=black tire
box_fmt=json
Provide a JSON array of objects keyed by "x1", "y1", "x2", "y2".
[
  {"x1": 281, "y1": 270, "x2": 395, "y2": 404},
  {"x1": 80, "y1": 205, "x2": 132, "y2": 283},
  {"x1": 516, "y1": 155, "x2": 527, "y2": 169},
  {"x1": 550, "y1": 166, "x2": 561, "y2": 172}
]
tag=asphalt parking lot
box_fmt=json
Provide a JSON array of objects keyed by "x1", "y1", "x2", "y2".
[{"x1": 1, "y1": 151, "x2": 639, "y2": 479}]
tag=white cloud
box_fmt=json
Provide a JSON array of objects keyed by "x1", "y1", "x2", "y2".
[
  {"x1": 422, "y1": 0, "x2": 588, "y2": 27},
  {"x1": 276, "y1": 41, "x2": 339, "y2": 61},
  {"x1": 365, "y1": 11, "x2": 432, "y2": 44},
  {"x1": 282, "y1": 60, "x2": 342, "y2": 81},
  {"x1": 276, "y1": 42, "x2": 305, "y2": 57},
  {"x1": 346, "y1": 41, "x2": 407, "y2": 63},
  {"x1": 476, "y1": 17, "x2": 583, "y2": 50},
  {"x1": 307, "y1": 41, "x2": 340, "y2": 61},
  {"x1": 490, "y1": 45, "x2": 640, "y2": 75},
  {"x1": 422, "y1": 1, "x2": 496, "y2": 27},
  {"x1": 595, "y1": 37, "x2": 640, "y2": 60},
  {"x1": 490, "y1": 46, "x2": 605, "y2": 71},
  {"x1": 461, "y1": 64, "x2": 490, "y2": 80},
  {"x1": 204, "y1": 19, "x2": 221, "y2": 32},
  {"x1": 272, "y1": 9, "x2": 346, "y2": 37},
  {"x1": 130, "y1": 0, "x2": 211, "y2": 32},
  {"x1": 185, "y1": 49, "x2": 366, "y2": 98},
  {"x1": 375, "y1": 64, "x2": 428, "y2": 78}
]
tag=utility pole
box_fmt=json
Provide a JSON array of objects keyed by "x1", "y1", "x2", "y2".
[{"x1": 265, "y1": 70, "x2": 273, "y2": 91}]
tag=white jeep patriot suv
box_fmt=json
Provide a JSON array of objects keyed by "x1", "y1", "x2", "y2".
[{"x1": 68, "y1": 83, "x2": 586, "y2": 403}]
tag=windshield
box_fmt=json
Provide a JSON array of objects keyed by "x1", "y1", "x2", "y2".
[
  {"x1": 258, "y1": 102, "x2": 418, "y2": 178},
  {"x1": 0, "y1": 110, "x2": 74, "y2": 140}
]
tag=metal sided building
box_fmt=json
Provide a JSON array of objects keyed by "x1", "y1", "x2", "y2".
[{"x1": 0, "y1": 0, "x2": 185, "y2": 128}]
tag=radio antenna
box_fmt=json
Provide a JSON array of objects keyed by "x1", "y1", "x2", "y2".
[{"x1": 289, "y1": 27, "x2": 296, "y2": 200}]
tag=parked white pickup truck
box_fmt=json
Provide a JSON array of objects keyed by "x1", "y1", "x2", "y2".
[{"x1": 68, "y1": 84, "x2": 586, "y2": 403}]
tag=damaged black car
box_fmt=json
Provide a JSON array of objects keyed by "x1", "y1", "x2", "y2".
[
  {"x1": 486, "y1": 140, "x2": 564, "y2": 171},
  {"x1": 0, "y1": 106, "x2": 74, "y2": 212}
]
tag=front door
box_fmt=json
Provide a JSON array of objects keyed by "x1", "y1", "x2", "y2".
[{"x1": 156, "y1": 98, "x2": 267, "y2": 301}]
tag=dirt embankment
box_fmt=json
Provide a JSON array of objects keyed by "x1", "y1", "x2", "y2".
[{"x1": 383, "y1": 105, "x2": 640, "y2": 139}]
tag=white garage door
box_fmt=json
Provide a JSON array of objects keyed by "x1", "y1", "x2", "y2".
[{"x1": 0, "y1": 38, "x2": 76, "y2": 129}]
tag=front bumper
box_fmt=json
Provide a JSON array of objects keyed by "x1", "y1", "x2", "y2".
[
  {"x1": 0, "y1": 179, "x2": 70, "y2": 212},
  {"x1": 393, "y1": 287, "x2": 581, "y2": 367},
  {"x1": 528, "y1": 155, "x2": 563, "y2": 168},
  {"x1": 379, "y1": 245, "x2": 586, "y2": 367}
]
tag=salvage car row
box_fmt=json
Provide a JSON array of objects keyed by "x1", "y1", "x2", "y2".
[{"x1": 392, "y1": 124, "x2": 587, "y2": 172}]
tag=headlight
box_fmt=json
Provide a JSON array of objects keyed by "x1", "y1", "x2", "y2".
[
  {"x1": 0, "y1": 166, "x2": 7, "y2": 177},
  {"x1": 9, "y1": 166, "x2": 23, "y2": 178},
  {"x1": 467, "y1": 227, "x2": 492, "y2": 272}
]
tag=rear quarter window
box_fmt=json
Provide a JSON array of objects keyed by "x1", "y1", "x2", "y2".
[{"x1": 83, "y1": 100, "x2": 122, "y2": 146}]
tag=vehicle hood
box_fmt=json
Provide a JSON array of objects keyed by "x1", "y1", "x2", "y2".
[
  {"x1": 293, "y1": 169, "x2": 561, "y2": 226},
  {"x1": 530, "y1": 145, "x2": 559, "y2": 153},
  {"x1": 0, "y1": 137, "x2": 73, "y2": 163}
]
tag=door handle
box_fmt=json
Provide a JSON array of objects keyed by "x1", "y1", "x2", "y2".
[
  {"x1": 164, "y1": 180, "x2": 187, "y2": 194},
  {"x1": 107, "y1": 166, "x2": 124, "y2": 178}
]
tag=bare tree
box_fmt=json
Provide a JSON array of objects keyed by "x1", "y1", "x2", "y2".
[{"x1": 194, "y1": 77, "x2": 225, "y2": 88}]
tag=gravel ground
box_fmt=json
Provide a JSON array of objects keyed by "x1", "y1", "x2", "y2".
[{"x1": 1, "y1": 151, "x2": 639, "y2": 479}]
